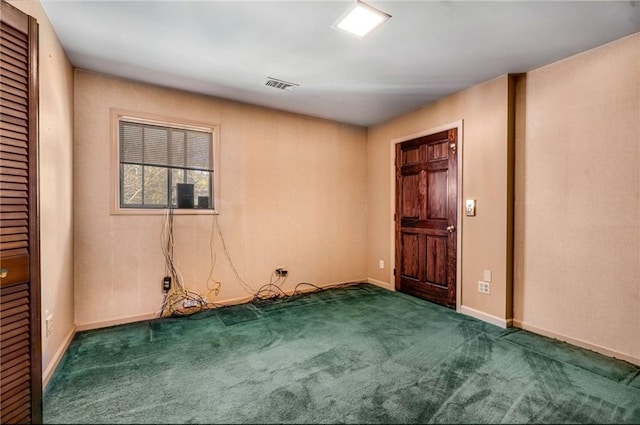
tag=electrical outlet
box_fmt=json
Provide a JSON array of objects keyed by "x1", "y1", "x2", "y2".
[
  {"x1": 275, "y1": 267, "x2": 288, "y2": 277},
  {"x1": 379, "y1": 260, "x2": 384, "y2": 269},
  {"x1": 478, "y1": 281, "x2": 491, "y2": 294},
  {"x1": 183, "y1": 300, "x2": 198, "y2": 308},
  {"x1": 163, "y1": 276, "x2": 171, "y2": 292}
]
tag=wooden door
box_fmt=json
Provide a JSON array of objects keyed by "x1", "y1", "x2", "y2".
[
  {"x1": 0, "y1": 1, "x2": 41, "y2": 423},
  {"x1": 395, "y1": 129, "x2": 457, "y2": 308}
]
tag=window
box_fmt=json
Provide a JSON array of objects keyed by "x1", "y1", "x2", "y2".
[{"x1": 113, "y1": 111, "x2": 218, "y2": 213}]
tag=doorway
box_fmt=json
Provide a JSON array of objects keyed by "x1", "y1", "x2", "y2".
[{"x1": 395, "y1": 128, "x2": 458, "y2": 308}]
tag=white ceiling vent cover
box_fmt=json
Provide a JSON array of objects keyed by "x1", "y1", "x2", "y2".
[{"x1": 264, "y1": 77, "x2": 299, "y2": 91}]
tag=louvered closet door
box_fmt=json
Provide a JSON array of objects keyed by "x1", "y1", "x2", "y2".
[{"x1": 0, "y1": 1, "x2": 41, "y2": 424}]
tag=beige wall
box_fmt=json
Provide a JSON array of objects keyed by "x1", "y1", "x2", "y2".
[
  {"x1": 367, "y1": 75, "x2": 513, "y2": 324},
  {"x1": 13, "y1": 0, "x2": 636, "y2": 373},
  {"x1": 74, "y1": 70, "x2": 367, "y2": 327},
  {"x1": 8, "y1": 1, "x2": 75, "y2": 382},
  {"x1": 514, "y1": 33, "x2": 640, "y2": 362}
]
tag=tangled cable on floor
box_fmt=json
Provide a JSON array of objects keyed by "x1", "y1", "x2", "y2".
[
  {"x1": 158, "y1": 208, "x2": 361, "y2": 318},
  {"x1": 159, "y1": 208, "x2": 220, "y2": 318}
]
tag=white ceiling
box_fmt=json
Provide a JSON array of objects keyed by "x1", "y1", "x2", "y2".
[{"x1": 41, "y1": 0, "x2": 640, "y2": 127}]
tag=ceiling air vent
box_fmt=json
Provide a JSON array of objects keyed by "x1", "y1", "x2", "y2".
[{"x1": 264, "y1": 77, "x2": 299, "y2": 91}]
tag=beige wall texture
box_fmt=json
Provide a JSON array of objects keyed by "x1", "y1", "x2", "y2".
[
  {"x1": 73, "y1": 70, "x2": 367, "y2": 327},
  {"x1": 367, "y1": 75, "x2": 514, "y2": 324},
  {"x1": 514, "y1": 33, "x2": 640, "y2": 362},
  {"x1": 12, "y1": 0, "x2": 636, "y2": 374},
  {"x1": 8, "y1": 1, "x2": 75, "y2": 382}
]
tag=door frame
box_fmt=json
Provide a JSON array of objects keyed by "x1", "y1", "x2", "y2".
[{"x1": 389, "y1": 120, "x2": 463, "y2": 312}]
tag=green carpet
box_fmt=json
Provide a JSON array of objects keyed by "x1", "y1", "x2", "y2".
[{"x1": 44, "y1": 284, "x2": 640, "y2": 424}]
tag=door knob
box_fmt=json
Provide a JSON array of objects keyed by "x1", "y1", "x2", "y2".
[
  {"x1": 447, "y1": 226, "x2": 455, "y2": 233},
  {"x1": 0, "y1": 268, "x2": 8, "y2": 279}
]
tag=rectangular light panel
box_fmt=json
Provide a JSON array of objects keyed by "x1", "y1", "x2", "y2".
[{"x1": 334, "y1": 0, "x2": 391, "y2": 39}]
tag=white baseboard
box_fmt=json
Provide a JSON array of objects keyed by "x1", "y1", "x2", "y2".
[
  {"x1": 211, "y1": 294, "x2": 255, "y2": 307},
  {"x1": 512, "y1": 319, "x2": 640, "y2": 366},
  {"x1": 284, "y1": 279, "x2": 368, "y2": 295},
  {"x1": 43, "y1": 325, "x2": 76, "y2": 389},
  {"x1": 76, "y1": 312, "x2": 158, "y2": 332},
  {"x1": 367, "y1": 278, "x2": 394, "y2": 291},
  {"x1": 460, "y1": 305, "x2": 510, "y2": 329},
  {"x1": 74, "y1": 279, "x2": 370, "y2": 332}
]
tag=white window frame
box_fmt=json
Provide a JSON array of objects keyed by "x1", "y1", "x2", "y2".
[{"x1": 111, "y1": 109, "x2": 220, "y2": 215}]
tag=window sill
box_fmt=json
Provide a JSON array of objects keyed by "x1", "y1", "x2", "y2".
[{"x1": 110, "y1": 208, "x2": 220, "y2": 216}]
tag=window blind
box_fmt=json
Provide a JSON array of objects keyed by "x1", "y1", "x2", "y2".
[{"x1": 120, "y1": 121, "x2": 212, "y2": 172}]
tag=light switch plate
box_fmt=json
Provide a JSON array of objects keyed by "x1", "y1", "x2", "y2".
[
  {"x1": 483, "y1": 270, "x2": 492, "y2": 282},
  {"x1": 465, "y1": 199, "x2": 476, "y2": 216},
  {"x1": 45, "y1": 313, "x2": 54, "y2": 337}
]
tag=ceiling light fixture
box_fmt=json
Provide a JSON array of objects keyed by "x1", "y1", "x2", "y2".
[{"x1": 334, "y1": 0, "x2": 391, "y2": 39}]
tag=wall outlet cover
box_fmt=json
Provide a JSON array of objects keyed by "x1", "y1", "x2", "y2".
[
  {"x1": 465, "y1": 199, "x2": 477, "y2": 216},
  {"x1": 477, "y1": 281, "x2": 491, "y2": 294}
]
